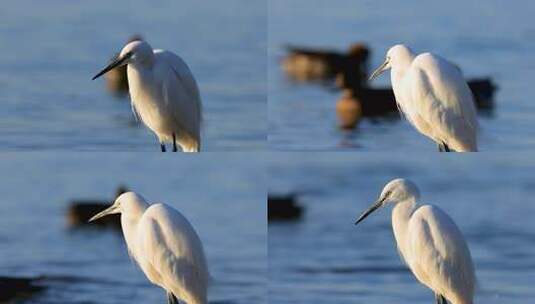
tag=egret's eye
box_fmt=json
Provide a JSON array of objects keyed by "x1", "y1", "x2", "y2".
[{"x1": 382, "y1": 190, "x2": 392, "y2": 202}]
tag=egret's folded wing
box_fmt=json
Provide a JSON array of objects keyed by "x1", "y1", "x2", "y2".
[
  {"x1": 408, "y1": 205, "x2": 475, "y2": 297},
  {"x1": 155, "y1": 51, "x2": 202, "y2": 139},
  {"x1": 407, "y1": 63, "x2": 477, "y2": 149},
  {"x1": 412, "y1": 54, "x2": 478, "y2": 131},
  {"x1": 155, "y1": 50, "x2": 201, "y2": 102},
  {"x1": 139, "y1": 205, "x2": 208, "y2": 303}
]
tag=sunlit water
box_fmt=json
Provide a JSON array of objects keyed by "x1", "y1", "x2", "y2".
[
  {"x1": 0, "y1": 153, "x2": 266, "y2": 303},
  {"x1": 0, "y1": 0, "x2": 266, "y2": 151},
  {"x1": 269, "y1": 153, "x2": 535, "y2": 303},
  {"x1": 269, "y1": 0, "x2": 535, "y2": 151}
]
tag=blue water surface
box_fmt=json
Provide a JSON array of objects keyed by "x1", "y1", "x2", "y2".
[
  {"x1": 0, "y1": 153, "x2": 266, "y2": 303},
  {"x1": 269, "y1": 0, "x2": 535, "y2": 151},
  {"x1": 269, "y1": 153, "x2": 535, "y2": 303},
  {"x1": 0, "y1": 0, "x2": 266, "y2": 151}
]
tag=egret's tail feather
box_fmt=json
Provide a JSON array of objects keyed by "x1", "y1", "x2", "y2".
[
  {"x1": 178, "y1": 135, "x2": 200, "y2": 152},
  {"x1": 438, "y1": 140, "x2": 477, "y2": 152},
  {"x1": 181, "y1": 142, "x2": 200, "y2": 153}
]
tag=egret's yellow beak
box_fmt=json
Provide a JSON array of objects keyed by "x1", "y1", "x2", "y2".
[
  {"x1": 88, "y1": 204, "x2": 119, "y2": 222},
  {"x1": 369, "y1": 58, "x2": 390, "y2": 81}
]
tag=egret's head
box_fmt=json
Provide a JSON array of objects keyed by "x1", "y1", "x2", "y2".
[
  {"x1": 355, "y1": 178, "x2": 420, "y2": 225},
  {"x1": 88, "y1": 191, "x2": 148, "y2": 222},
  {"x1": 369, "y1": 44, "x2": 414, "y2": 81},
  {"x1": 92, "y1": 40, "x2": 153, "y2": 80}
]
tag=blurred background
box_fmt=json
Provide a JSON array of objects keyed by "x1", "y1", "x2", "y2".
[
  {"x1": 0, "y1": 153, "x2": 266, "y2": 303},
  {"x1": 269, "y1": 0, "x2": 535, "y2": 151},
  {"x1": 0, "y1": 0, "x2": 266, "y2": 151},
  {"x1": 269, "y1": 153, "x2": 535, "y2": 303}
]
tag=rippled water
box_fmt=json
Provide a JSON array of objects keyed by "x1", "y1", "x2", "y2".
[
  {"x1": 269, "y1": 0, "x2": 535, "y2": 151},
  {"x1": 0, "y1": 153, "x2": 266, "y2": 303},
  {"x1": 0, "y1": 0, "x2": 266, "y2": 151},
  {"x1": 269, "y1": 153, "x2": 535, "y2": 303}
]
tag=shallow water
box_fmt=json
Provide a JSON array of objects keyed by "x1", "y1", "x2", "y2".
[
  {"x1": 0, "y1": 153, "x2": 266, "y2": 303},
  {"x1": 269, "y1": 153, "x2": 535, "y2": 303},
  {"x1": 269, "y1": 0, "x2": 535, "y2": 151},
  {"x1": 0, "y1": 0, "x2": 266, "y2": 151}
]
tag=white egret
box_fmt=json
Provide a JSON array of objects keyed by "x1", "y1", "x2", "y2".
[
  {"x1": 89, "y1": 192, "x2": 209, "y2": 304},
  {"x1": 93, "y1": 40, "x2": 202, "y2": 152},
  {"x1": 355, "y1": 178, "x2": 475, "y2": 304},
  {"x1": 369, "y1": 44, "x2": 478, "y2": 152}
]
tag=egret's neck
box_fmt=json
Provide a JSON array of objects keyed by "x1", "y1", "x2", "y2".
[
  {"x1": 120, "y1": 203, "x2": 148, "y2": 259},
  {"x1": 390, "y1": 54, "x2": 414, "y2": 87},
  {"x1": 391, "y1": 198, "x2": 418, "y2": 263}
]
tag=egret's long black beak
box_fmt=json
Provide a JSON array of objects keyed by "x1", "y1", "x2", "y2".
[
  {"x1": 92, "y1": 52, "x2": 133, "y2": 80},
  {"x1": 355, "y1": 200, "x2": 383, "y2": 225},
  {"x1": 88, "y1": 204, "x2": 117, "y2": 222},
  {"x1": 369, "y1": 59, "x2": 389, "y2": 81}
]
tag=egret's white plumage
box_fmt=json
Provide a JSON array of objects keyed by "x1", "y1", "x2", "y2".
[
  {"x1": 93, "y1": 40, "x2": 202, "y2": 152},
  {"x1": 89, "y1": 192, "x2": 209, "y2": 304},
  {"x1": 355, "y1": 179, "x2": 476, "y2": 304},
  {"x1": 370, "y1": 45, "x2": 478, "y2": 152}
]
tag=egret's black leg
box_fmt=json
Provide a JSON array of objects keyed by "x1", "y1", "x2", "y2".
[
  {"x1": 161, "y1": 143, "x2": 166, "y2": 152},
  {"x1": 172, "y1": 133, "x2": 178, "y2": 152},
  {"x1": 438, "y1": 141, "x2": 451, "y2": 152},
  {"x1": 167, "y1": 292, "x2": 179, "y2": 304},
  {"x1": 435, "y1": 293, "x2": 447, "y2": 304}
]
